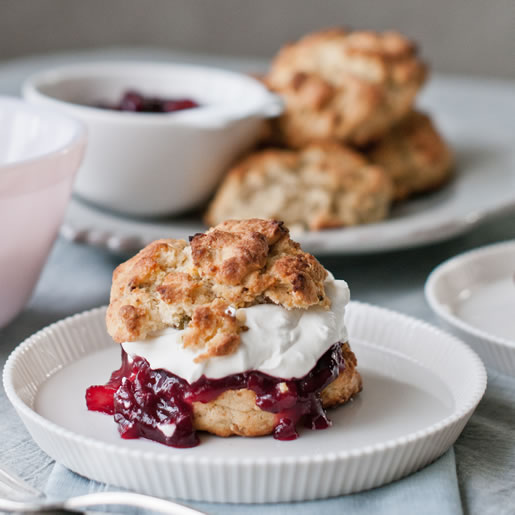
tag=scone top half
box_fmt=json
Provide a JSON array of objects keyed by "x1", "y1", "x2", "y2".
[
  {"x1": 106, "y1": 219, "x2": 333, "y2": 364},
  {"x1": 265, "y1": 27, "x2": 427, "y2": 147}
]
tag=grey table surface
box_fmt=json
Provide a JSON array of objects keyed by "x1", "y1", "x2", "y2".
[{"x1": 1, "y1": 49, "x2": 515, "y2": 514}]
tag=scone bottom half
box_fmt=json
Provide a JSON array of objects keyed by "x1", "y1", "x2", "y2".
[
  {"x1": 205, "y1": 143, "x2": 394, "y2": 232},
  {"x1": 86, "y1": 219, "x2": 362, "y2": 447}
]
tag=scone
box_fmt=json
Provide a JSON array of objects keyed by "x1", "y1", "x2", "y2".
[
  {"x1": 86, "y1": 219, "x2": 362, "y2": 447},
  {"x1": 205, "y1": 143, "x2": 393, "y2": 231},
  {"x1": 265, "y1": 28, "x2": 427, "y2": 147},
  {"x1": 367, "y1": 111, "x2": 454, "y2": 200}
]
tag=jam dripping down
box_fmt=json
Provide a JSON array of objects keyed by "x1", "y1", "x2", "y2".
[{"x1": 86, "y1": 343, "x2": 345, "y2": 448}]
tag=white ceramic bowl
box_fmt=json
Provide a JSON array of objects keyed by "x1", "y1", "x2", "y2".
[
  {"x1": 0, "y1": 96, "x2": 86, "y2": 327},
  {"x1": 425, "y1": 240, "x2": 515, "y2": 375},
  {"x1": 22, "y1": 62, "x2": 282, "y2": 217}
]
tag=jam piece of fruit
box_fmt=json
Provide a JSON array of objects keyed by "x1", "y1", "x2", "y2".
[
  {"x1": 97, "y1": 90, "x2": 200, "y2": 113},
  {"x1": 162, "y1": 99, "x2": 198, "y2": 112},
  {"x1": 86, "y1": 343, "x2": 345, "y2": 448},
  {"x1": 85, "y1": 385, "x2": 117, "y2": 415}
]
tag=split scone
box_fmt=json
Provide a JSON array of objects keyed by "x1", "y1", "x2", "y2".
[
  {"x1": 367, "y1": 111, "x2": 454, "y2": 201},
  {"x1": 265, "y1": 28, "x2": 427, "y2": 147},
  {"x1": 86, "y1": 219, "x2": 362, "y2": 447},
  {"x1": 206, "y1": 143, "x2": 393, "y2": 232}
]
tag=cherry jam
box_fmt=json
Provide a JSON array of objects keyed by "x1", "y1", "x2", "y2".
[
  {"x1": 86, "y1": 343, "x2": 345, "y2": 448},
  {"x1": 97, "y1": 90, "x2": 200, "y2": 113}
]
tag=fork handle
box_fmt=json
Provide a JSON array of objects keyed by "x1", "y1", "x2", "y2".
[{"x1": 63, "y1": 491, "x2": 206, "y2": 514}]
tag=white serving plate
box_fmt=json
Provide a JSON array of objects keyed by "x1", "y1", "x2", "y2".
[
  {"x1": 3, "y1": 303, "x2": 485, "y2": 503},
  {"x1": 59, "y1": 76, "x2": 515, "y2": 255},
  {"x1": 425, "y1": 240, "x2": 515, "y2": 375}
]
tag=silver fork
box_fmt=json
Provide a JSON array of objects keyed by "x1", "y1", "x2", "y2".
[{"x1": 0, "y1": 466, "x2": 206, "y2": 514}]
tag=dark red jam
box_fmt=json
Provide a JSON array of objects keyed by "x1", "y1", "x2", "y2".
[
  {"x1": 97, "y1": 90, "x2": 200, "y2": 113},
  {"x1": 86, "y1": 343, "x2": 345, "y2": 448}
]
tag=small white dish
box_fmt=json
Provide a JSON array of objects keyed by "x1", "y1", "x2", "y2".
[
  {"x1": 0, "y1": 96, "x2": 86, "y2": 327},
  {"x1": 23, "y1": 62, "x2": 282, "y2": 217},
  {"x1": 3, "y1": 302, "x2": 485, "y2": 503},
  {"x1": 425, "y1": 240, "x2": 515, "y2": 375}
]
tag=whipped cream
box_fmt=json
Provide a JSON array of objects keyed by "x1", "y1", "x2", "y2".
[{"x1": 122, "y1": 279, "x2": 350, "y2": 383}]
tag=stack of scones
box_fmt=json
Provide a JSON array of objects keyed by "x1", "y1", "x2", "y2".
[{"x1": 206, "y1": 28, "x2": 453, "y2": 232}]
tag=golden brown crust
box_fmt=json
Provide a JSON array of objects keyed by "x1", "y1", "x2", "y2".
[
  {"x1": 182, "y1": 299, "x2": 241, "y2": 363},
  {"x1": 192, "y1": 342, "x2": 362, "y2": 437},
  {"x1": 106, "y1": 220, "x2": 329, "y2": 354},
  {"x1": 190, "y1": 229, "x2": 270, "y2": 286},
  {"x1": 367, "y1": 111, "x2": 454, "y2": 200},
  {"x1": 205, "y1": 143, "x2": 393, "y2": 231},
  {"x1": 265, "y1": 27, "x2": 427, "y2": 147}
]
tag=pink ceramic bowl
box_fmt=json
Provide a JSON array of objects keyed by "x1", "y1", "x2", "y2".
[{"x1": 0, "y1": 96, "x2": 86, "y2": 327}]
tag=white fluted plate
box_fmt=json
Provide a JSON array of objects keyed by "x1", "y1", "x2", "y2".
[
  {"x1": 59, "y1": 76, "x2": 515, "y2": 255},
  {"x1": 425, "y1": 240, "x2": 515, "y2": 375},
  {"x1": 3, "y1": 302, "x2": 486, "y2": 503}
]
